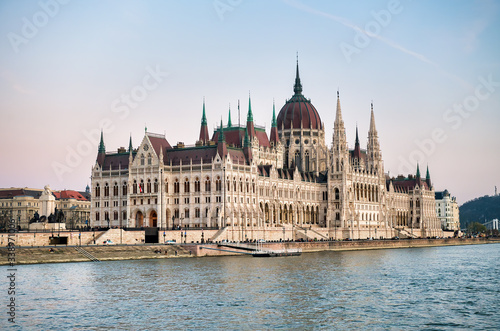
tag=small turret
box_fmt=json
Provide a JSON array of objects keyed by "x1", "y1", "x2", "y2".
[
  {"x1": 199, "y1": 98, "x2": 210, "y2": 145},
  {"x1": 270, "y1": 100, "x2": 279, "y2": 145}
]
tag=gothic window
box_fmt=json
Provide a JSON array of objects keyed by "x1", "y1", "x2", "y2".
[
  {"x1": 195, "y1": 208, "x2": 200, "y2": 218},
  {"x1": 139, "y1": 180, "x2": 144, "y2": 193},
  {"x1": 194, "y1": 177, "x2": 200, "y2": 192},
  {"x1": 95, "y1": 183, "x2": 100, "y2": 197},
  {"x1": 233, "y1": 178, "x2": 236, "y2": 192},
  {"x1": 95, "y1": 212, "x2": 100, "y2": 221},
  {"x1": 104, "y1": 211, "x2": 109, "y2": 221},
  {"x1": 114, "y1": 211, "x2": 118, "y2": 220},
  {"x1": 133, "y1": 180, "x2": 137, "y2": 194},
  {"x1": 147, "y1": 179, "x2": 151, "y2": 193},
  {"x1": 246, "y1": 179, "x2": 249, "y2": 193},
  {"x1": 185, "y1": 208, "x2": 190, "y2": 218},
  {"x1": 113, "y1": 182, "x2": 118, "y2": 196},
  {"x1": 140, "y1": 154, "x2": 145, "y2": 166},
  {"x1": 335, "y1": 188, "x2": 340, "y2": 200},
  {"x1": 239, "y1": 178, "x2": 243, "y2": 192},
  {"x1": 252, "y1": 179, "x2": 255, "y2": 194},
  {"x1": 174, "y1": 179, "x2": 180, "y2": 193},
  {"x1": 184, "y1": 178, "x2": 190, "y2": 193},
  {"x1": 147, "y1": 153, "x2": 152, "y2": 165},
  {"x1": 104, "y1": 183, "x2": 109, "y2": 197},
  {"x1": 216, "y1": 176, "x2": 221, "y2": 191},
  {"x1": 122, "y1": 211, "x2": 127, "y2": 220},
  {"x1": 174, "y1": 209, "x2": 179, "y2": 218},
  {"x1": 122, "y1": 182, "x2": 127, "y2": 195},
  {"x1": 154, "y1": 179, "x2": 158, "y2": 193},
  {"x1": 205, "y1": 177, "x2": 211, "y2": 192},
  {"x1": 305, "y1": 151, "x2": 310, "y2": 172},
  {"x1": 205, "y1": 208, "x2": 209, "y2": 217},
  {"x1": 165, "y1": 180, "x2": 169, "y2": 193},
  {"x1": 294, "y1": 150, "x2": 300, "y2": 169}
]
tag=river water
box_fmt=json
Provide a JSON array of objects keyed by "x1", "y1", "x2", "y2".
[{"x1": 5, "y1": 243, "x2": 500, "y2": 330}]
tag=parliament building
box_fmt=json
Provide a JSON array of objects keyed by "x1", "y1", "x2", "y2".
[{"x1": 91, "y1": 62, "x2": 442, "y2": 240}]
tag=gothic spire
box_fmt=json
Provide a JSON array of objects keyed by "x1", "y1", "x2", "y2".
[
  {"x1": 201, "y1": 98, "x2": 207, "y2": 126},
  {"x1": 128, "y1": 134, "x2": 133, "y2": 153},
  {"x1": 426, "y1": 165, "x2": 430, "y2": 180},
  {"x1": 199, "y1": 98, "x2": 210, "y2": 144},
  {"x1": 355, "y1": 124, "x2": 360, "y2": 147},
  {"x1": 247, "y1": 92, "x2": 253, "y2": 122},
  {"x1": 227, "y1": 104, "x2": 232, "y2": 127},
  {"x1": 98, "y1": 130, "x2": 105, "y2": 154},
  {"x1": 369, "y1": 101, "x2": 377, "y2": 134},
  {"x1": 271, "y1": 100, "x2": 277, "y2": 127},
  {"x1": 416, "y1": 163, "x2": 421, "y2": 178},
  {"x1": 218, "y1": 118, "x2": 225, "y2": 142},
  {"x1": 244, "y1": 127, "x2": 250, "y2": 147}
]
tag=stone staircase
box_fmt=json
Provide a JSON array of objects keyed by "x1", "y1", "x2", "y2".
[
  {"x1": 397, "y1": 228, "x2": 418, "y2": 239},
  {"x1": 74, "y1": 246, "x2": 100, "y2": 262},
  {"x1": 297, "y1": 226, "x2": 329, "y2": 240},
  {"x1": 210, "y1": 227, "x2": 228, "y2": 242}
]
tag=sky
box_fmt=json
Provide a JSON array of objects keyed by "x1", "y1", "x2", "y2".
[{"x1": 0, "y1": 0, "x2": 499, "y2": 205}]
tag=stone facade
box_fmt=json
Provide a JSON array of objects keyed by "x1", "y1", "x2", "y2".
[
  {"x1": 0, "y1": 187, "x2": 91, "y2": 230},
  {"x1": 91, "y1": 62, "x2": 443, "y2": 240},
  {"x1": 435, "y1": 190, "x2": 460, "y2": 231}
]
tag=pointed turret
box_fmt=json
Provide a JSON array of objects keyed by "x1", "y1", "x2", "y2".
[
  {"x1": 199, "y1": 99, "x2": 210, "y2": 145},
  {"x1": 227, "y1": 104, "x2": 232, "y2": 128},
  {"x1": 367, "y1": 102, "x2": 383, "y2": 173},
  {"x1": 217, "y1": 119, "x2": 227, "y2": 159},
  {"x1": 98, "y1": 130, "x2": 105, "y2": 154},
  {"x1": 332, "y1": 90, "x2": 349, "y2": 173},
  {"x1": 416, "y1": 163, "x2": 421, "y2": 178},
  {"x1": 246, "y1": 93, "x2": 255, "y2": 138},
  {"x1": 426, "y1": 165, "x2": 432, "y2": 188},
  {"x1": 353, "y1": 124, "x2": 361, "y2": 160},
  {"x1": 270, "y1": 100, "x2": 279, "y2": 145},
  {"x1": 97, "y1": 130, "x2": 106, "y2": 166},
  {"x1": 128, "y1": 135, "x2": 133, "y2": 153}
]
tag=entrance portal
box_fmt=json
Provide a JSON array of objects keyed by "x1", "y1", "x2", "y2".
[
  {"x1": 135, "y1": 211, "x2": 144, "y2": 228},
  {"x1": 150, "y1": 210, "x2": 157, "y2": 227}
]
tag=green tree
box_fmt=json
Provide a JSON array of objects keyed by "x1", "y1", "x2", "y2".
[{"x1": 467, "y1": 222, "x2": 487, "y2": 234}]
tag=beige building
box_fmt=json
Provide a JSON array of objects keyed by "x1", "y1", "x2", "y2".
[
  {"x1": 435, "y1": 190, "x2": 460, "y2": 231},
  {"x1": 0, "y1": 187, "x2": 91, "y2": 230},
  {"x1": 91, "y1": 62, "x2": 442, "y2": 239}
]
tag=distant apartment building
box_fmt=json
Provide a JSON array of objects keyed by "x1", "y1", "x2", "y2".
[
  {"x1": 435, "y1": 190, "x2": 460, "y2": 231},
  {"x1": 0, "y1": 187, "x2": 91, "y2": 230}
]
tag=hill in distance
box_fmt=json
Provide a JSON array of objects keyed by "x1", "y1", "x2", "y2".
[{"x1": 460, "y1": 195, "x2": 500, "y2": 229}]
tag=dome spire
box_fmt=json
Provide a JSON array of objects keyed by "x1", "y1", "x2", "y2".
[{"x1": 293, "y1": 54, "x2": 303, "y2": 95}]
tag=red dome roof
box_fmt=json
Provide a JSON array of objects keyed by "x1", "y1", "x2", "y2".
[
  {"x1": 277, "y1": 61, "x2": 322, "y2": 131},
  {"x1": 277, "y1": 94, "x2": 322, "y2": 130}
]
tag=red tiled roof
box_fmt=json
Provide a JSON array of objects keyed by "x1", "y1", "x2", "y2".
[
  {"x1": 53, "y1": 190, "x2": 88, "y2": 201},
  {"x1": 211, "y1": 127, "x2": 271, "y2": 149}
]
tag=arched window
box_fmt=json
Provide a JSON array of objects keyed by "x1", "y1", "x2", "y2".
[
  {"x1": 195, "y1": 208, "x2": 200, "y2": 218},
  {"x1": 95, "y1": 212, "x2": 100, "y2": 221},
  {"x1": 233, "y1": 178, "x2": 236, "y2": 192},
  {"x1": 113, "y1": 182, "x2": 118, "y2": 196},
  {"x1": 194, "y1": 177, "x2": 200, "y2": 192},
  {"x1": 147, "y1": 153, "x2": 152, "y2": 165},
  {"x1": 133, "y1": 180, "x2": 137, "y2": 194},
  {"x1": 95, "y1": 183, "x2": 100, "y2": 197},
  {"x1": 104, "y1": 211, "x2": 109, "y2": 221},
  {"x1": 252, "y1": 179, "x2": 255, "y2": 194},
  {"x1": 239, "y1": 178, "x2": 243, "y2": 192},
  {"x1": 294, "y1": 150, "x2": 300, "y2": 169},
  {"x1": 165, "y1": 180, "x2": 169, "y2": 193},
  {"x1": 246, "y1": 178, "x2": 249, "y2": 192},
  {"x1": 205, "y1": 208, "x2": 209, "y2": 217},
  {"x1": 174, "y1": 179, "x2": 180, "y2": 193},
  {"x1": 334, "y1": 188, "x2": 340, "y2": 200},
  {"x1": 174, "y1": 209, "x2": 179, "y2": 218},
  {"x1": 216, "y1": 176, "x2": 222, "y2": 191},
  {"x1": 139, "y1": 180, "x2": 144, "y2": 193},
  {"x1": 140, "y1": 154, "x2": 145, "y2": 166},
  {"x1": 122, "y1": 182, "x2": 127, "y2": 195},
  {"x1": 114, "y1": 211, "x2": 118, "y2": 220},
  {"x1": 305, "y1": 151, "x2": 310, "y2": 172},
  {"x1": 184, "y1": 178, "x2": 190, "y2": 193},
  {"x1": 184, "y1": 208, "x2": 190, "y2": 218},
  {"x1": 147, "y1": 179, "x2": 151, "y2": 193},
  {"x1": 205, "y1": 177, "x2": 211, "y2": 192},
  {"x1": 104, "y1": 183, "x2": 109, "y2": 197},
  {"x1": 154, "y1": 179, "x2": 158, "y2": 193}
]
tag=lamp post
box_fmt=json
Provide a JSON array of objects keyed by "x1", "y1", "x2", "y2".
[{"x1": 163, "y1": 231, "x2": 166, "y2": 244}]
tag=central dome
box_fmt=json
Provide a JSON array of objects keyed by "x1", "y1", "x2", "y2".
[{"x1": 276, "y1": 62, "x2": 322, "y2": 130}]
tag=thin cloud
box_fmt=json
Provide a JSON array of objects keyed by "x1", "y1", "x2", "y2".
[{"x1": 283, "y1": 0, "x2": 474, "y2": 90}]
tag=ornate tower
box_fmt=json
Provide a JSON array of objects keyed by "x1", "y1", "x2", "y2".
[
  {"x1": 366, "y1": 103, "x2": 383, "y2": 173},
  {"x1": 199, "y1": 99, "x2": 210, "y2": 145}
]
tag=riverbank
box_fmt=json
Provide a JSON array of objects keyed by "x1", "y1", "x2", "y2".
[{"x1": 1, "y1": 237, "x2": 499, "y2": 265}]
